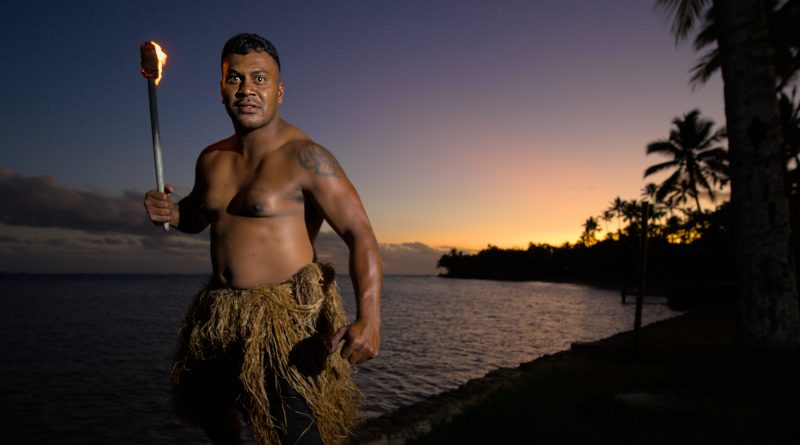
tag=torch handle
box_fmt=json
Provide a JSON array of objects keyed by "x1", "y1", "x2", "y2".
[{"x1": 147, "y1": 78, "x2": 170, "y2": 231}]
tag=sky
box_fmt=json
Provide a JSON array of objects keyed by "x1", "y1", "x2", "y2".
[{"x1": 0, "y1": 0, "x2": 725, "y2": 275}]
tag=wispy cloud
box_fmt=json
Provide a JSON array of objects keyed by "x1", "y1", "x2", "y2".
[
  {"x1": 0, "y1": 168, "x2": 445, "y2": 274},
  {"x1": 315, "y1": 233, "x2": 447, "y2": 275}
]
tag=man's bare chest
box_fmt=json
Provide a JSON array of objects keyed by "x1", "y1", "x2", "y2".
[{"x1": 200, "y1": 159, "x2": 305, "y2": 218}]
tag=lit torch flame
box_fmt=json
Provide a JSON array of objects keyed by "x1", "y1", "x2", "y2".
[
  {"x1": 152, "y1": 42, "x2": 167, "y2": 85},
  {"x1": 140, "y1": 41, "x2": 168, "y2": 85}
]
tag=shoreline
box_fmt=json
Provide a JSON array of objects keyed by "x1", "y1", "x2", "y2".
[
  {"x1": 437, "y1": 273, "x2": 653, "y2": 292},
  {"x1": 352, "y1": 312, "x2": 682, "y2": 444},
  {"x1": 351, "y1": 303, "x2": 799, "y2": 444}
]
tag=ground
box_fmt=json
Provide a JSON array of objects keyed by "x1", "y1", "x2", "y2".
[{"x1": 353, "y1": 303, "x2": 800, "y2": 445}]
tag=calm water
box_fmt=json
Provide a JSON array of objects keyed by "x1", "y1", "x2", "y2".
[{"x1": 0, "y1": 274, "x2": 677, "y2": 444}]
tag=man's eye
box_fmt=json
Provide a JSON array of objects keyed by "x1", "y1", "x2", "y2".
[
  {"x1": 227, "y1": 75, "x2": 240, "y2": 83},
  {"x1": 256, "y1": 76, "x2": 265, "y2": 82}
]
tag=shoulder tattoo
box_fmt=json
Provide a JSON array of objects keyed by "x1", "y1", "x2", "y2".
[{"x1": 297, "y1": 144, "x2": 344, "y2": 177}]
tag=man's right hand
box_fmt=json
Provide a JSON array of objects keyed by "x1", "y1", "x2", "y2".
[{"x1": 144, "y1": 183, "x2": 177, "y2": 226}]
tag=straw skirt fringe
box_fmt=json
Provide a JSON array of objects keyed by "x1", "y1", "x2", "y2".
[{"x1": 171, "y1": 263, "x2": 360, "y2": 445}]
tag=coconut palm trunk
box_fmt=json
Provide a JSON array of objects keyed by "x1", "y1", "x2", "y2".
[{"x1": 713, "y1": 0, "x2": 799, "y2": 347}]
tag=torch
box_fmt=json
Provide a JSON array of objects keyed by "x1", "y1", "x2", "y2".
[{"x1": 140, "y1": 41, "x2": 170, "y2": 231}]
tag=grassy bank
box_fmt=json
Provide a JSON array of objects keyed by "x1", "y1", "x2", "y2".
[{"x1": 354, "y1": 304, "x2": 799, "y2": 444}]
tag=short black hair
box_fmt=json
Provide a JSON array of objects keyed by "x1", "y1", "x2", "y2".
[{"x1": 221, "y1": 33, "x2": 281, "y2": 71}]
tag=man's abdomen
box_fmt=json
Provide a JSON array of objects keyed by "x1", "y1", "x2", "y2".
[{"x1": 210, "y1": 216, "x2": 315, "y2": 289}]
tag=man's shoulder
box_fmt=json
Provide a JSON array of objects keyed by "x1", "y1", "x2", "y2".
[
  {"x1": 286, "y1": 140, "x2": 346, "y2": 179},
  {"x1": 192, "y1": 137, "x2": 238, "y2": 179},
  {"x1": 200, "y1": 136, "x2": 237, "y2": 158},
  {"x1": 276, "y1": 123, "x2": 334, "y2": 158},
  {"x1": 277, "y1": 122, "x2": 316, "y2": 152},
  {"x1": 282, "y1": 137, "x2": 323, "y2": 156}
]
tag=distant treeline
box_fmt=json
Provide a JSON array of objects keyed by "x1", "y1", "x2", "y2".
[
  {"x1": 437, "y1": 204, "x2": 735, "y2": 292},
  {"x1": 438, "y1": 88, "x2": 800, "y2": 302}
]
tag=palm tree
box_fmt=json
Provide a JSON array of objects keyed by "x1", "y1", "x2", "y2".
[
  {"x1": 656, "y1": 0, "x2": 798, "y2": 347},
  {"x1": 641, "y1": 182, "x2": 670, "y2": 225},
  {"x1": 621, "y1": 200, "x2": 641, "y2": 232},
  {"x1": 641, "y1": 182, "x2": 659, "y2": 201},
  {"x1": 683, "y1": 0, "x2": 800, "y2": 91},
  {"x1": 580, "y1": 217, "x2": 601, "y2": 246},
  {"x1": 607, "y1": 196, "x2": 626, "y2": 238},
  {"x1": 601, "y1": 209, "x2": 615, "y2": 239},
  {"x1": 667, "y1": 180, "x2": 690, "y2": 210},
  {"x1": 780, "y1": 88, "x2": 800, "y2": 195},
  {"x1": 644, "y1": 109, "x2": 728, "y2": 213}
]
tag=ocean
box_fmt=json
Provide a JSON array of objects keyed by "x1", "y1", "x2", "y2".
[{"x1": 0, "y1": 274, "x2": 678, "y2": 444}]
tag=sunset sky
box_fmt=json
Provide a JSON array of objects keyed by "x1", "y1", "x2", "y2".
[{"x1": 0, "y1": 0, "x2": 725, "y2": 274}]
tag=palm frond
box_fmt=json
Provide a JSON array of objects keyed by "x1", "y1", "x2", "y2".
[
  {"x1": 646, "y1": 141, "x2": 680, "y2": 156},
  {"x1": 656, "y1": 170, "x2": 682, "y2": 202},
  {"x1": 689, "y1": 48, "x2": 721, "y2": 89},
  {"x1": 655, "y1": 0, "x2": 712, "y2": 44},
  {"x1": 645, "y1": 160, "x2": 680, "y2": 177}
]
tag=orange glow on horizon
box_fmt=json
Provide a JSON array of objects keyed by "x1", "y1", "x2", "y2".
[{"x1": 379, "y1": 230, "x2": 580, "y2": 252}]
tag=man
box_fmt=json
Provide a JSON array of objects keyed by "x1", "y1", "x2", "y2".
[{"x1": 144, "y1": 33, "x2": 381, "y2": 445}]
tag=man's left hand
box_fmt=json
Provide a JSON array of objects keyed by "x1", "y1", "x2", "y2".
[{"x1": 330, "y1": 319, "x2": 380, "y2": 365}]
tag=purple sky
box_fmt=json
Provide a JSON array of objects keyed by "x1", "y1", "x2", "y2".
[{"x1": 0, "y1": 0, "x2": 725, "y2": 274}]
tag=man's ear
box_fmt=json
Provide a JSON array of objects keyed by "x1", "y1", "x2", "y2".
[
  {"x1": 277, "y1": 81, "x2": 285, "y2": 104},
  {"x1": 220, "y1": 80, "x2": 225, "y2": 103}
]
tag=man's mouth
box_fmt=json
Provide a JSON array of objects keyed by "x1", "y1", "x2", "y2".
[{"x1": 236, "y1": 102, "x2": 259, "y2": 113}]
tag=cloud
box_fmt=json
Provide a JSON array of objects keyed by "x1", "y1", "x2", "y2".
[
  {"x1": 0, "y1": 167, "x2": 212, "y2": 272},
  {"x1": 314, "y1": 232, "x2": 446, "y2": 275},
  {"x1": 0, "y1": 168, "x2": 448, "y2": 274},
  {"x1": 0, "y1": 227, "x2": 210, "y2": 273},
  {"x1": 0, "y1": 167, "x2": 152, "y2": 235},
  {"x1": 379, "y1": 241, "x2": 447, "y2": 275}
]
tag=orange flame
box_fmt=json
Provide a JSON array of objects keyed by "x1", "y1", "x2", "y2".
[{"x1": 150, "y1": 41, "x2": 168, "y2": 85}]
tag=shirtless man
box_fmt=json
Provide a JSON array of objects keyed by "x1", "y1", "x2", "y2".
[{"x1": 144, "y1": 33, "x2": 380, "y2": 445}]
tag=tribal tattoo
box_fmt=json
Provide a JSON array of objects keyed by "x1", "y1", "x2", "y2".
[{"x1": 297, "y1": 145, "x2": 344, "y2": 177}]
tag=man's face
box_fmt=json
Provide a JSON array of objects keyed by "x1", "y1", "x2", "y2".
[{"x1": 220, "y1": 51, "x2": 284, "y2": 132}]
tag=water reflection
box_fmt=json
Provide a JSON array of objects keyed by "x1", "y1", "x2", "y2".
[{"x1": 339, "y1": 276, "x2": 678, "y2": 417}]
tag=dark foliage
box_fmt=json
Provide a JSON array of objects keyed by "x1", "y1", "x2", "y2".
[{"x1": 437, "y1": 205, "x2": 735, "y2": 298}]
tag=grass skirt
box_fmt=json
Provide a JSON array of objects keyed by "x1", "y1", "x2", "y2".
[{"x1": 171, "y1": 263, "x2": 360, "y2": 444}]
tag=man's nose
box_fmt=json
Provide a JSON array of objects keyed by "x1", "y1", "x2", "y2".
[{"x1": 237, "y1": 78, "x2": 254, "y2": 95}]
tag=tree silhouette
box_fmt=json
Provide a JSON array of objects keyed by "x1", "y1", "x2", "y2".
[
  {"x1": 579, "y1": 216, "x2": 601, "y2": 246},
  {"x1": 684, "y1": 0, "x2": 800, "y2": 91},
  {"x1": 780, "y1": 88, "x2": 800, "y2": 194},
  {"x1": 644, "y1": 109, "x2": 728, "y2": 214},
  {"x1": 607, "y1": 196, "x2": 626, "y2": 239},
  {"x1": 641, "y1": 182, "x2": 660, "y2": 201},
  {"x1": 656, "y1": 0, "x2": 798, "y2": 347},
  {"x1": 601, "y1": 209, "x2": 615, "y2": 239}
]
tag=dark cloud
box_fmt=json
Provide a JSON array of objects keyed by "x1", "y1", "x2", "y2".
[
  {"x1": 380, "y1": 241, "x2": 446, "y2": 275},
  {"x1": 0, "y1": 167, "x2": 151, "y2": 234},
  {"x1": 0, "y1": 229, "x2": 210, "y2": 273},
  {"x1": 313, "y1": 231, "x2": 445, "y2": 275},
  {"x1": 0, "y1": 168, "x2": 446, "y2": 274}
]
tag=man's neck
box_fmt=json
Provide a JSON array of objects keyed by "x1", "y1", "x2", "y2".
[{"x1": 235, "y1": 118, "x2": 285, "y2": 156}]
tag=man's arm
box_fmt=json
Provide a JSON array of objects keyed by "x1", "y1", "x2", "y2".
[
  {"x1": 298, "y1": 144, "x2": 382, "y2": 365},
  {"x1": 143, "y1": 158, "x2": 209, "y2": 234}
]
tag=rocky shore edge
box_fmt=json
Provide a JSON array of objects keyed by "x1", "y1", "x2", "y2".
[
  {"x1": 350, "y1": 303, "x2": 799, "y2": 445},
  {"x1": 349, "y1": 316, "x2": 667, "y2": 445}
]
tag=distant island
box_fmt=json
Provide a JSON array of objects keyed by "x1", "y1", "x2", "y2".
[
  {"x1": 436, "y1": 204, "x2": 732, "y2": 287},
  {"x1": 436, "y1": 202, "x2": 736, "y2": 309}
]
